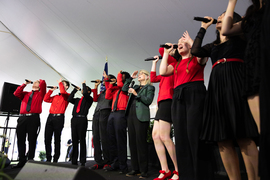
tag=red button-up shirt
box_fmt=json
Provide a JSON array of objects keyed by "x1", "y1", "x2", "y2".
[
  {"x1": 44, "y1": 82, "x2": 70, "y2": 114},
  {"x1": 14, "y1": 79, "x2": 46, "y2": 114}
]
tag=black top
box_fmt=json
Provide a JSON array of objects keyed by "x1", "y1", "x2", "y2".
[
  {"x1": 68, "y1": 83, "x2": 93, "y2": 116},
  {"x1": 191, "y1": 28, "x2": 246, "y2": 64}
]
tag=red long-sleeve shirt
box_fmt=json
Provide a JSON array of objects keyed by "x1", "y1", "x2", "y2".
[
  {"x1": 44, "y1": 82, "x2": 70, "y2": 114},
  {"x1": 14, "y1": 79, "x2": 46, "y2": 114},
  {"x1": 150, "y1": 71, "x2": 174, "y2": 104},
  {"x1": 105, "y1": 73, "x2": 128, "y2": 111}
]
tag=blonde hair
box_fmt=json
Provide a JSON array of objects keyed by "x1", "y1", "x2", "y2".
[{"x1": 139, "y1": 69, "x2": 152, "y2": 85}]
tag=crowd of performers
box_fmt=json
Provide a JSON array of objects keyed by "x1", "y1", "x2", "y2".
[{"x1": 11, "y1": 0, "x2": 270, "y2": 179}]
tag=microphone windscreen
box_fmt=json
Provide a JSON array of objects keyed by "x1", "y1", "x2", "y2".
[
  {"x1": 160, "y1": 44, "x2": 178, "y2": 49},
  {"x1": 91, "y1": 81, "x2": 98, "y2": 83},
  {"x1": 194, "y1": 17, "x2": 217, "y2": 24},
  {"x1": 144, "y1": 56, "x2": 162, "y2": 61}
]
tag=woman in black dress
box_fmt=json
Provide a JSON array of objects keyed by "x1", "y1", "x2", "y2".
[{"x1": 191, "y1": 12, "x2": 259, "y2": 179}]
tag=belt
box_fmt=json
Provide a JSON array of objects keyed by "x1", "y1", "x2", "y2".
[
  {"x1": 50, "y1": 114, "x2": 64, "y2": 117},
  {"x1": 74, "y1": 115, "x2": 86, "y2": 118},
  {"x1": 20, "y1": 113, "x2": 39, "y2": 116},
  {"x1": 212, "y1": 58, "x2": 243, "y2": 69}
]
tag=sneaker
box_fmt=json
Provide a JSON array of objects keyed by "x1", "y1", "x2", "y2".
[
  {"x1": 139, "y1": 172, "x2": 148, "y2": 179},
  {"x1": 126, "y1": 170, "x2": 141, "y2": 177},
  {"x1": 90, "y1": 164, "x2": 102, "y2": 170}
]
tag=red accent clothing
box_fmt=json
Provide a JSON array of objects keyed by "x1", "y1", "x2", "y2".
[
  {"x1": 14, "y1": 79, "x2": 47, "y2": 114},
  {"x1": 105, "y1": 73, "x2": 128, "y2": 111},
  {"x1": 44, "y1": 82, "x2": 70, "y2": 114},
  {"x1": 170, "y1": 56, "x2": 205, "y2": 88},
  {"x1": 150, "y1": 71, "x2": 174, "y2": 104}
]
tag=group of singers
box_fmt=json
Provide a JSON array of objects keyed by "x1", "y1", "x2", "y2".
[{"x1": 11, "y1": 0, "x2": 270, "y2": 179}]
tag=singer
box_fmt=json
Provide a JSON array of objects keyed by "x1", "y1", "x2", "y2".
[
  {"x1": 43, "y1": 79, "x2": 70, "y2": 163},
  {"x1": 68, "y1": 80, "x2": 93, "y2": 166},
  {"x1": 160, "y1": 31, "x2": 212, "y2": 180},
  {"x1": 122, "y1": 70, "x2": 155, "y2": 179},
  {"x1": 104, "y1": 70, "x2": 130, "y2": 173},
  {"x1": 90, "y1": 73, "x2": 116, "y2": 170},
  {"x1": 191, "y1": 11, "x2": 259, "y2": 179},
  {"x1": 150, "y1": 49, "x2": 179, "y2": 180},
  {"x1": 13, "y1": 79, "x2": 47, "y2": 168}
]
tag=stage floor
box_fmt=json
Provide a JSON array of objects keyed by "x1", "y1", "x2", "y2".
[{"x1": 3, "y1": 160, "x2": 239, "y2": 180}]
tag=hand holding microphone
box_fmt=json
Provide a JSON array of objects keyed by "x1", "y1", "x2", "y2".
[
  {"x1": 194, "y1": 17, "x2": 217, "y2": 24},
  {"x1": 71, "y1": 83, "x2": 81, "y2": 91},
  {"x1": 25, "y1": 79, "x2": 33, "y2": 84},
  {"x1": 47, "y1": 86, "x2": 58, "y2": 89},
  {"x1": 145, "y1": 55, "x2": 162, "y2": 61},
  {"x1": 160, "y1": 44, "x2": 178, "y2": 49}
]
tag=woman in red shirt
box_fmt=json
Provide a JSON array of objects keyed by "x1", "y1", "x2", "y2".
[
  {"x1": 150, "y1": 48, "x2": 178, "y2": 180},
  {"x1": 159, "y1": 31, "x2": 212, "y2": 180}
]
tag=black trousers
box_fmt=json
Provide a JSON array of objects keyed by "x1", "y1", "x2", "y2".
[
  {"x1": 44, "y1": 114, "x2": 64, "y2": 162},
  {"x1": 16, "y1": 115, "x2": 40, "y2": 163},
  {"x1": 92, "y1": 109, "x2": 111, "y2": 165},
  {"x1": 71, "y1": 117, "x2": 88, "y2": 165},
  {"x1": 107, "y1": 110, "x2": 128, "y2": 170},
  {"x1": 127, "y1": 104, "x2": 149, "y2": 173},
  {"x1": 172, "y1": 82, "x2": 212, "y2": 180}
]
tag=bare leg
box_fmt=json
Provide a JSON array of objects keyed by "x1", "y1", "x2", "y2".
[
  {"x1": 152, "y1": 120, "x2": 170, "y2": 178},
  {"x1": 218, "y1": 140, "x2": 241, "y2": 180},
  {"x1": 159, "y1": 120, "x2": 178, "y2": 179},
  {"x1": 237, "y1": 138, "x2": 260, "y2": 180},
  {"x1": 247, "y1": 94, "x2": 260, "y2": 133}
]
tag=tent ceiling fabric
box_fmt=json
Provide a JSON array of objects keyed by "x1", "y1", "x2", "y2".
[{"x1": 0, "y1": 0, "x2": 250, "y2": 99}]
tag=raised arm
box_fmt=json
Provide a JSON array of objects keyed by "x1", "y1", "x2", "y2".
[
  {"x1": 159, "y1": 44, "x2": 174, "y2": 76},
  {"x1": 221, "y1": 0, "x2": 243, "y2": 36}
]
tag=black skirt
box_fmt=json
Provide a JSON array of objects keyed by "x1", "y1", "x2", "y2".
[
  {"x1": 200, "y1": 61, "x2": 259, "y2": 142},
  {"x1": 155, "y1": 99, "x2": 172, "y2": 123}
]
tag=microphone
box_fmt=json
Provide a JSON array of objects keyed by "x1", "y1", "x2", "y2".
[
  {"x1": 25, "y1": 79, "x2": 33, "y2": 84},
  {"x1": 130, "y1": 81, "x2": 135, "y2": 88},
  {"x1": 91, "y1": 80, "x2": 101, "y2": 83},
  {"x1": 160, "y1": 44, "x2": 178, "y2": 49},
  {"x1": 145, "y1": 56, "x2": 162, "y2": 61},
  {"x1": 71, "y1": 83, "x2": 81, "y2": 91},
  {"x1": 194, "y1": 17, "x2": 217, "y2": 24},
  {"x1": 47, "y1": 86, "x2": 58, "y2": 89}
]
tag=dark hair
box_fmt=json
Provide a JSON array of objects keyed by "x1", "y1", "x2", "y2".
[
  {"x1": 121, "y1": 71, "x2": 130, "y2": 79},
  {"x1": 213, "y1": 12, "x2": 242, "y2": 45},
  {"x1": 171, "y1": 49, "x2": 182, "y2": 62},
  {"x1": 86, "y1": 86, "x2": 92, "y2": 94},
  {"x1": 108, "y1": 74, "x2": 116, "y2": 80},
  {"x1": 241, "y1": 0, "x2": 265, "y2": 30},
  {"x1": 62, "y1": 80, "x2": 70, "y2": 89}
]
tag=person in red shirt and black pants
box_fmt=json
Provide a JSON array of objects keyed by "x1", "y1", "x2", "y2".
[
  {"x1": 44, "y1": 78, "x2": 70, "y2": 163},
  {"x1": 104, "y1": 71, "x2": 130, "y2": 174},
  {"x1": 13, "y1": 79, "x2": 46, "y2": 168},
  {"x1": 68, "y1": 80, "x2": 93, "y2": 166}
]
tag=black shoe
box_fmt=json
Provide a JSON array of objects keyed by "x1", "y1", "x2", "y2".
[
  {"x1": 126, "y1": 170, "x2": 141, "y2": 177},
  {"x1": 139, "y1": 172, "x2": 148, "y2": 179},
  {"x1": 12, "y1": 161, "x2": 26, "y2": 169},
  {"x1": 119, "y1": 168, "x2": 128, "y2": 174}
]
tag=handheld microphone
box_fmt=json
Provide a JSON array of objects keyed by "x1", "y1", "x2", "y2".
[
  {"x1": 130, "y1": 81, "x2": 135, "y2": 88},
  {"x1": 25, "y1": 79, "x2": 33, "y2": 84},
  {"x1": 194, "y1": 17, "x2": 217, "y2": 24},
  {"x1": 91, "y1": 80, "x2": 102, "y2": 83},
  {"x1": 145, "y1": 56, "x2": 162, "y2": 61},
  {"x1": 47, "y1": 86, "x2": 58, "y2": 89},
  {"x1": 71, "y1": 83, "x2": 81, "y2": 91},
  {"x1": 160, "y1": 44, "x2": 178, "y2": 49}
]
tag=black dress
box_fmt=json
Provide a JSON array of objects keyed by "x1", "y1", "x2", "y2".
[
  {"x1": 241, "y1": 7, "x2": 265, "y2": 97},
  {"x1": 191, "y1": 28, "x2": 259, "y2": 142}
]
